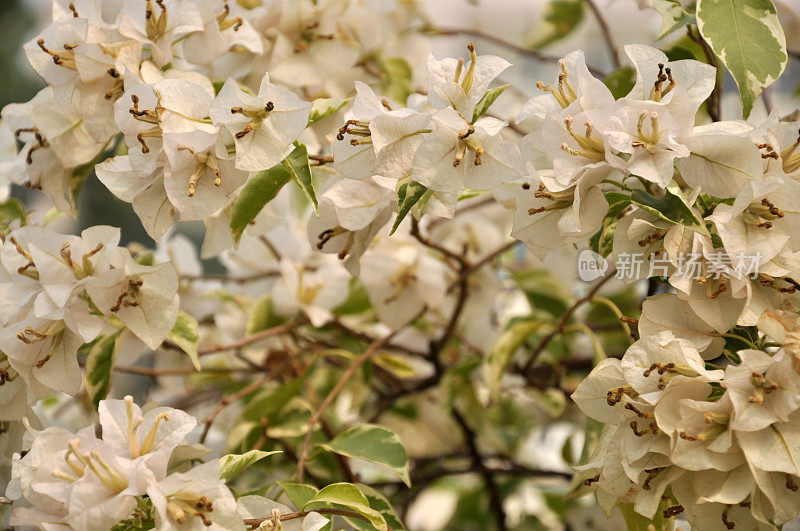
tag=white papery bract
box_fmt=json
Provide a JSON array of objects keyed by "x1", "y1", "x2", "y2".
[
  {"x1": 6, "y1": 397, "x2": 235, "y2": 530},
  {"x1": 4, "y1": 0, "x2": 800, "y2": 528}
]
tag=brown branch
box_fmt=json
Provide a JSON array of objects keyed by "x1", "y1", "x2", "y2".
[
  {"x1": 197, "y1": 318, "x2": 307, "y2": 357},
  {"x1": 181, "y1": 270, "x2": 280, "y2": 283},
  {"x1": 243, "y1": 508, "x2": 370, "y2": 527},
  {"x1": 295, "y1": 321, "x2": 414, "y2": 481},
  {"x1": 199, "y1": 375, "x2": 270, "y2": 444},
  {"x1": 462, "y1": 240, "x2": 517, "y2": 278},
  {"x1": 309, "y1": 154, "x2": 334, "y2": 165},
  {"x1": 112, "y1": 365, "x2": 244, "y2": 377},
  {"x1": 687, "y1": 26, "x2": 722, "y2": 122},
  {"x1": 584, "y1": 0, "x2": 622, "y2": 70},
  {"x1": 522, "y1": 268, "x2": 617, "y2": 375},
  {"x1": 430, "y1": 27, "x2": 606, "y2": 78},
  {"x1": 451, "y1": 408, "x2": 507, "y2": 530},
  {"x1": 411, "y1": 218, "x2": 468, "y2": 269}
]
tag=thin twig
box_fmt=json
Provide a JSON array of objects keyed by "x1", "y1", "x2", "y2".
[
  {"x1": 430, "y1": 27, "x2": 606, "y2": 77},
  {"x1": 411, "y1": 218, "x2": 468, "y2": 269},
  {"x1": 451, "y1": 408, "x2": 508, "y2": 530},
  {"x1": 522, "y1": 268, "x2": 617, "y2": 375},
  {"x1": 197, "y1": 318, "x2": 307, "y2": 357},
  {"x1": 296, "y1": 322, "x2": 413, "y2": 481},
  {"x1": 308, "y1": 154, "x2": 334, "y2": 165},
  {"x1": 113, "y1": 365, "x2": 244, "y2": 377},
  {"x1": 181, "y1": 270, "x2": 280, "y2": 283},
  {"x1": 687, "y1": 26, "x2": 722, "y2": 122},
  {"x1": 462, "y1": 240, "x2": 518, "y2": 278},
  {"x1": 243, "y1": 508, "x2": 370, "y2": 527},
  {"x1": 199, "y1": 375, "x2": 270, "y2": 443},
  {"x1": 583, "y1": 0, "x2": 622, "y2": 70}
]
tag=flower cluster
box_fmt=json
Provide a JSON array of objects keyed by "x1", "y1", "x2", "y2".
[
  {"x1": 1, "y1": 0, "x2": 800, "y2": 529},
  {"x1": 8, "y1": 396, "x2": 244, "y2": 529},
  {"x1": 572, "y1": 307, "x2": 800, "y2": 529},
  {"x1": 0, "y1": 225, "x2": 178, "y2": 421}
]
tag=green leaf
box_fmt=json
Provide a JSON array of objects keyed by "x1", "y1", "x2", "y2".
[
  {"x1": 471, "y1": 84, "x2": 509, "y2": 122},
  {"x1": 373, "y1": 353, "x2": 416, "y2": 379},
  {"x1": 603, "y1": 67, "x2": 636, "y2": 99},
  {"x1": 391, "y1": 181, "x2": 428, "y2": 234},
  {"x1": 630, "y1": 187, "x2": 708, "y2": 235},
  {"x1": 321, "y1": 425, "x2": 411, "y2": 487},
  {"x1": 246, "y1": 295, "x2": 284, "y2": 335},
  {"x1": 484, "y1": 318, "x2": 547, "y2": 401},
  {"x1": 333, "y1": 282, "x2": 372, "y2": 315},
  {"x1": 218, "y1": 450, "x2": 281, "y2": 482},
  {"x1": 241, "y1": 377, "x2": 304, "y2": 422},
  {"x1": 229, "y1": 163, "x2": 291, "y2": 245},
  {"x1": 381, "y1": 57, "x2": 413, "y2": 104},
  {"x1": 589, "y1": 192, "x2": 632, "y2": 257},
  {"x1": 277, "y1": 481, "x2": 319, "y2": 508},
  {"x1": 168, "y1": 311, "x2": 200, "y2": 370},
  {"x1": 304, "y1": 483, "x2": 387, "y2": 531},
  {"x1": 527, "y1": 0, "x2": 585, "y2": 50},
  {"x1": 85, "y1": 330, "x2": 122, "y2": 409},
  {"x1": 530, "y1": 388, "x2": 566, "y2": 418},
  {"x1": 351, "y1": 485, "x2": 406, "y2": 531},
  {"x1": 308, "y1": 97, "x2": 351, "y2": 126},
  {"x1": 619, "y1": 500, "x2": 672, "y2": 531},
  {"x1": 653, "y1": 0, "x2": 696, "y2": 39},
  {"x1": 0, "y1": 198, "x2": 26, "y2": 231},
  {"x1": 697, "y1": 0, "x2": 787, "y2": 118},
  {"x1": 282, "y1": 143, "x2": 318, "y2": 215}
]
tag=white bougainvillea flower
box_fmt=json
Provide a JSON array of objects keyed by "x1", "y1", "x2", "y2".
[
  {"x1": 210, "y1": 74, "x2": 312, "y2": 172},
  {"x1": 0, "y1": 315, "x2": 84, "y2": 403},
  {"x1": 724, "y1": 349, "x2": 800, "y2": 431},
  {"x1": 512, "y1": 168, "x2": 611, "y2": 258},
  {"x1": 73, "y1": 38, "x2": 144, "y2": 142},
  {"x1": 8, "y1": 424, "x2": 99, "y2": 524},
  {"x1": 758, "y1": 309, "x2": 800, "y2": 370},
  {"x1": 162, "y1": 134, "x2": 248, "y2": 221},
  {"x1": 426, "y1": 43, "x2": 511, "y2": 118},
  {"x1": 676, "y1": 122, "x2": 766, "y2": 198},
  {"x1": 267, "y1": 0, "x2": 361, "y2": 88},
  {"x1": 332, "y1": 81, "x2": 430, "y2": 181},
  {"x1": 98, "y1": 396, "x2": 196, "y2": 479},
  {"x1": 622, "y1": 44, "x2": 716, "y2": 129},
  {"x1": 117, "y1": 0, "x2": 204, "y2": 67},
  {"x1": 572, "y1": 357, "x2": 638, "y2": 425},
  {"x1": 706, "y1": 176, "x2": 800, "y2": 276},
  {"x1": 271, "y1": 259, "x2": 350, "y2": 327},
  {"x1": 180, "y1": 0, "x2": 264, "y2": 65},
  {"x1": 620, "y1": 331, "x2": 724, "y2": 403},
  {"x1": 604, "y1": 101, "x2": 690, "y2": 187},
  {"x1": 538, "y1": 108, "x2": 625, "y2": 191},
  {"x1": 530, "y1": 51, "x2": 614, "y2": 113},
  {"x1": 95, "y1": 155, "x2": 175, "y2": 241},
  {"x1": 23, "y1": 17, "x2": 89, "y2": 104},
  {"x1": 736, "y1": 409, "x2": 800, "y2": 477},
  {"x1": 332, "y1": 81, "x2": 391, "y2": 181},
  {"x1": 665, "y1": 393, "x2": 745, "y2": 472},
  {"x1": 147, "y1": 461, "x2": 243, "y2": 530},
  {"x1": 412, "y1": 108, "x2": 524, "y2": 209},
  {"x1": 638, "y1": 293, "x2": 725, "y2": 358},
  {"x1": 360, "y1": 236, "x2": 449, "y2": 329},
  {"x1": 306, "y1": 177, "x2": 394, "y2": 276},
  {"x1": 86, "y1": 252, "x2": 179, "y2": 350}
]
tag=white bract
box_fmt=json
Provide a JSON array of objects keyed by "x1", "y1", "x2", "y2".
[{"x1": 2, "y1": 1, "x2": 800, "y2": 529}]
